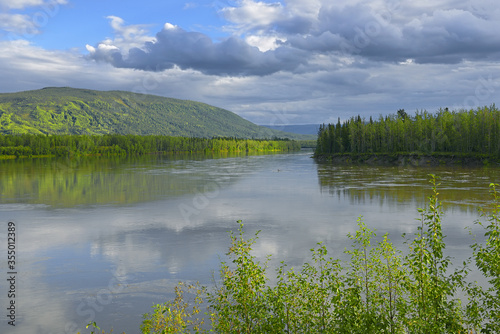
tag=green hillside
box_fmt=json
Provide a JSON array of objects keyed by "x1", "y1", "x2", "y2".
[{"x1": 0, "y1": 87, "x2": 311, "y2": 139}]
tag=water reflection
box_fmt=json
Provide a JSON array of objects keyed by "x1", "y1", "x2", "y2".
[
  {"x1": 316, "y1": 164, "x2": 499, "y2": 212},
  {"x1": 0, "y1": 152, "x2": 269, "y2": 207},
  {"x1": 0, "y1": 152, "x2": 498, "y2": 334}
]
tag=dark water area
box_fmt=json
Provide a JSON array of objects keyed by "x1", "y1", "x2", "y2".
[{"x1": 0, "y1": 151, "x2": 499, "y2": 333}]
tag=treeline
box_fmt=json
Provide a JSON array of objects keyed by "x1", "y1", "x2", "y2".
[
  {"x1": 0, "y1": 134, "x2": 300, "y2": 158},
  {"x1": 315, "y1": 105, "x2": 500, "y2": 156}
]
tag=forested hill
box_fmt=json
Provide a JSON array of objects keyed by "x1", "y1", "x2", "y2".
[{"x1": 0, "y1": 87, "x2": 306, "y2": 139}]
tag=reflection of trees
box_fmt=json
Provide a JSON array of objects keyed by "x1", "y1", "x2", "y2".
[
  {"x1": 316, "y1": 163, "x2": 499, "y2": 212},
  {"x1": 0, "y1": 152, "x2": 254, "y2": 207}
]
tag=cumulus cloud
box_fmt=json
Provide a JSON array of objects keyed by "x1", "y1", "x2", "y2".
[
  {"x1": 289, "y1": 3, "x2": 498, "y2": 62},
  {"x1": 221, "y1": 0, "x2": 313, "y2": 34},
  {"x1": 2, "y1": 38, "x2": 500, "y2": 125},
  {"x1": 222, "y1": 0, "x2": 285, "y2": 30},
  {"x1": 104, "y1": 15, "x2": 154, "y2": 49},
  {"x1": 84, "y1": 0, "x2": 500, "y2": 78},
  {"x1": 241, "y1": 0, "x2": 500, "y2": 64},
  {"x1": 400, "y1": 9, "x2": 500, "y2": 63},
  {"x1": 86, "y1": 19, "x2": 309, "y2": 76}
]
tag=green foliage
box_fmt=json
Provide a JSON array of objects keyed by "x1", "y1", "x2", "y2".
[
  {"x1": 270, "y1": 243, "x2": 344, "y2": 333},
  {"x1": 0, "y1": 87, "x2": 310, "y2": 140},
  {"x1": 296, "y1": 139, "x2": 317, "y2": 148},
  {"x1": 85, "y1": 178, "x2": 500, "y2": 333},
  {"x1": 469, "y1": 183, "x2": 500, "y2": 333},
  {"x1": 207, "y1": 221, "x2": 271, "y2": 333},
  {"x1": 401, "y1": 175, "x2": 468, "y2": 333},
  {"x1": 78, "y1": 321, "x2": 124, "y2": 334},
  {"x1": 315, "y1": 105, "x2": 500, "y2": 158},
  {"x1": 141, "y1": 283, "x2": 207, "y2": 334},
  {"x1": 339, "y1": 218, "x2": 407, "y2": 333},
  {"x1": 0, "y1": 133, "x2": 300, "y2": 158}
]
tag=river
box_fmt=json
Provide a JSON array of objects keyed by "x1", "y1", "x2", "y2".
[{"x1": 0, "y1": 150, "x2": 498, "y2": 333}]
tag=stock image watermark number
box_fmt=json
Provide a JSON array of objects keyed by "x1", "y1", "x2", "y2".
[{"x1": 6, "y1": 221, "x2": 17, "y2": 327}]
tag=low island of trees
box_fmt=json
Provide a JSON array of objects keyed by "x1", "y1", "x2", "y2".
[
  {"x1": 0, "y1": 134, "x2": 301, "y2": 158},
  {"x1": 315, "y1": 105, "x2": 500, "y2": 164}
]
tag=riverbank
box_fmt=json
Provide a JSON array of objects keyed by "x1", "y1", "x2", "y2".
[
  {"x1": 0, "y1": 134, "x2": 301, "y2": 160},
  {"x1": 314, "y1": 152, "x2": 500, "y2": 167},
  {"x1": 0, "y1": 148, "x2": 296, "y2": 160}
]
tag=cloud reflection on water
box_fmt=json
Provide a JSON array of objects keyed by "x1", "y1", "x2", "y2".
[{"x1": 0, "y1": 152, "x2": 496, "y2": 333}]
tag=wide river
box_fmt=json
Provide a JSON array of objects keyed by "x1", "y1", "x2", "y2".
[{"x1": 1, "y1": 150, "x2": 499, "y2": 334}]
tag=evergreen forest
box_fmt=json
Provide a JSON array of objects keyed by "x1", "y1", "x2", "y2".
[
  {"x1": 0, "y1": 133, "x2": 300, "y2": 158},
  {"x1": 315, "y1": 105, "x2": 500, "y2": 157}
]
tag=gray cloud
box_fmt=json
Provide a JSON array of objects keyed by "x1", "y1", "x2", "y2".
[
  {"x1": 276, "y1": 14, "x2": 313, "y2": 34},
  {"x1": 291, "y1": 3, "x2": 500, "y2": 64},
  {"x1": 87, "y1": 24, "x2": 309, "y2": 76},
  {"x1": 2, "y1": 0, "x2": 500, "y2": 126},
  {"x1": 399, "y1": 9, "x2": 500, "y2": 63},
  {"x1": 2, "y1": 39, "x2": 500, "y2": 125},
  {"x1": 86, "y1": 0, "x2": 500, "y2": 78}
]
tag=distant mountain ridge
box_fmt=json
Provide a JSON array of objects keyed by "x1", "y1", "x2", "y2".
[{"x1": 0, "y1": 87, "x2": 313, "y2": 139}]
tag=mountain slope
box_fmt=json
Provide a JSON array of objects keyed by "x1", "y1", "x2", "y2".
[{"x1": 0, "y1": 87, "x2": 309, "y2": 139}]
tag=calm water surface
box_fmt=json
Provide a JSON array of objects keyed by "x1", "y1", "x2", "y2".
[{"x1": 1, "y1": 151, "x2": 499, "y2": 334}]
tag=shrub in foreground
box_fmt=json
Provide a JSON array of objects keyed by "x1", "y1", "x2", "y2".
[{"x1": 84, "y1": 176, "x2": 500, "y2": 333}]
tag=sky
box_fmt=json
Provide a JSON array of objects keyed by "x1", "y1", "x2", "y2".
[{"x1": 0, "y1": 0, "x2": 499, "y2": 125}]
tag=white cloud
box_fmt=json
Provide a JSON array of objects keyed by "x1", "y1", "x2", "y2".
[
  {"x1": 0, "y1": 0, "x2": 67, "y2": 9},
  {"x1": 0, "y1": 0, "x2": 45, "y2": 9},
  {"x1": 104, "y1": 15, "x2": 155, "y2": 51},
  {"x1": 0, "y1": 40, "x2": 132, "y2": 91},
  {"x1": 245, "y1": 34, "x2": 285, "y2": 51},
  {"x1": 0, "y1": 12, "x2": 40, "y2": 35},
  {"x1": 164, "y1": 22, "x2": 177, "y2": 30},
  {"x1": 221, "y1": 0, "x2": 315, "y2": 35},
  {"x1": 222, "y1": 0, "x2": 285, "y2": 30},
  {"x1": 0, "y1": 0, "x2": 68, "y2": 37},
  {"x1": 399, "y1": 58, "x2": 414, "y2": 65}
]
